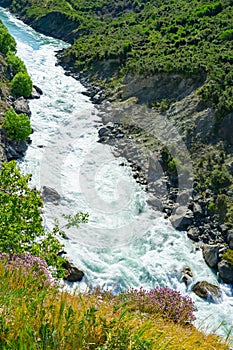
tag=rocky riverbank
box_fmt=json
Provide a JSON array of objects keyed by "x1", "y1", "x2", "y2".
[
  {"x1": 55, "y1": 57, "x2": 233, "y2": 285},
  {"x1": 1, "y1": 2, "x2": 232, "y2": 287}
]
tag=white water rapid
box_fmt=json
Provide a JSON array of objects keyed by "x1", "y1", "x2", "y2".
[{"x1": 0, "y1": 7, "x2": 232, "y2": 342}]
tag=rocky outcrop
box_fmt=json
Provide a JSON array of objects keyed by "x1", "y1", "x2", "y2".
[
  {"x1": 62, "y1": 259, "x2": 84, "y2": 282},
  {"x1": 193, "y1": 281, "x2": 222, "y2": 302},
  {"x1": 202, "y1": 245, "x2": 220, "y2": 268},
  {"x1": 120, "y1": 73, "x2": 205, "y2": 106},
  {"x1": 3, "y1": 136, "x2": 29, "y2": 160},
  {"x1": 13, "y1": 97, "x2": 31, "y2": 117},
  {"x1": 218, "y1": 260, "x2": 233, "y2": 284},
  {"x1": 170, "y1": 206, "x2": 194, "y2": 230},
  {"x1": 41, "y1": 186, "x2": 61, "y2": 204}
]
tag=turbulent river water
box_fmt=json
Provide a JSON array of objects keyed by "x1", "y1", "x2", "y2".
[{"x1": 1, "y1": 7, "x2": 233, "y2": 341}]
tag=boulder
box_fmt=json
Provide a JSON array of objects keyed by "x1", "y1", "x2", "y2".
[
  {"x1": 218, "y1": 260, "x2": 233, "y2": 284},
  {"x1": 62, "y1": 259, "x2": 84, "y2": 282},
  {"x1": 187, "y1": 227, "x2": 200, "y2": 242},
  {"x1": 4, "y1": 139, "x2": 28, "y2": 160},
  {"x1": 193, "y1": 281, "x2": 222, "y2": 302},
  {"x1": 13, "y1": 97, "x2": 31, "y2": 117},
  {"x1": 98, "y1": 127, "x2": 111, "y2": 137},
  {"x1": 202, "y1": 245, "x2": 219, "y2": 268},
  {"x1": 30, "y1": 85, "x2": 43, "y2": 99},
  {"x1": 147, "y1": 196, "x2": 163, "y2": 210},
  {"x1": 170, "y1": 206, "x2": 194, "y2": 229},
  {"x1": 193, "y1": 202, "x2": 203, "y2": 217},
  {"x1": 41, "y1": 186, "x2": 61, "y2": 204}
]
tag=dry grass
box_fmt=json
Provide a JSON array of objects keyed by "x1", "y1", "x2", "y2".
[{"x1": 0, "y1": 260, "x2": 230, "y2": 350}]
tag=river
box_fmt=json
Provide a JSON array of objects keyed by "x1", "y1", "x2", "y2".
[{"x1": 0, "y1": 7, "x2": 232, "y2": 341}]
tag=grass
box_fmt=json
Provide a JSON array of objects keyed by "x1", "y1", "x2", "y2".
[{"x1": 0, "y1": 259, "x2": 230, "y2": 350}]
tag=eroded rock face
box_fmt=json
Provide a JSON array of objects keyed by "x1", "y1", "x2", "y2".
[
  {"x1": 218, "y1": 260, "x2": 233, "y2": 284},
  {"x1": 121, "y1": 73, "x2": 205, "y2": 105},
  {"x1": 13, "y1": 97, "x2": 31, "y2": 117},
  {"x1": 193, "y1": 281, "x2": 222, "y2": 302}
]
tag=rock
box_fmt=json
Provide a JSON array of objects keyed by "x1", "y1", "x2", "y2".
[
  {"x1": 170, "y1": 206, "x2": 194, "y2": 229},
  {"x1": 13, "y1": 97, "x2": 31, "y2": 117},
  {"x1": 193, "y1": 202, "x2": 203, "y2": 217},
  {"x1": 146, "y1": 196, "x2": 163, "y2": 210},
  {"x1": 202, "y1": 245, "x2": 219, "y2": 268},
  {"x1": 187, "y1": 227, "x2": 200, "y2": 242},
  {"x1": 62, "y1": 259, "x2": 84, "y2": 282},
  {"x1": 30, "y1": 85, "x2": 43, "y2": 99},
  {"x1": 193, "y1": 281, "x2": 222, "y2": 302},
  {"x1": 98, "y1": 127, "x2": 111, "y2": 137},
  {"x1": 227, "y1": 230, "x2": 233, "y2": 249},
  {"x1": 41, "y1": 186, "x2": 61, "y2": 204},
  {"x1": 181, "y1": 266, "x2": 193, "y2": 286},
  {"x1": 4, "y1": 139, "x2": 28, "y2": 160},
  {"x1": 218, "y1": 260, "x2": 233, "y2": 284}
]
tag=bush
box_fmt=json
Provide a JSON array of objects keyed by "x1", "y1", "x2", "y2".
[
  {"x1": 6, "y1": 53, "x2": 27, "y2": 75},
  {"x1": 11, "y1": 71, "x2": 33, "y2": 97},
  {"x1": 122, "y1": 286, "x2": 197, "y2": 324},
  {"x1": 0, "y1": 252, "x2": 55, "y2": 286},
  {"x1": 222, "y1": 249, "x2": 233, "y2": 267},
  {"x1": 0, "y1": 21, "x2": 16, "y2": 55},
  {"x1": 2, "y1": 107, "x2": 32, "y2": 141}
]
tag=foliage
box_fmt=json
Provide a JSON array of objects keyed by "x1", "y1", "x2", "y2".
[
  {"x1": 11, "y1": 71, "x2": 33, "y2": 97},
  {"x1": 4, "y1": 0, "x2": 233, "y2": 115},
  {"x1": 0, "y1": 264, "x2": 230, "y2": 349},
  {"x1": 0, "y1": 161, "x2": 64, "y2": 276},
  {"x1": 222, "y1": 249, "x2": 233, "y2": 268},
  {"x1": 6, "y1": 52, "x2": 27, "y2": 75},
  {"x1": 0, "y1": 252, "x2": 55, "y2": 286},
  {"x1": 122, "y1": 286, "x2": 197, "y2": 324},
  {"x1": 2, "y1": 107, "x2": 32, "y2": 141},
  {"x1": 0, "y1": 19, "x2": 16, "y2": 55}
]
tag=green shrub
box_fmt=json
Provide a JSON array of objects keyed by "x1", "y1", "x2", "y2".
[
  {"x1": 6, "y1": 53, "x2": 27, "y2": 75},
  {"x1": 222, "y1": 249, "x2": 233, "y2": 267},
  {"x1": 0, "y1": 21, "x2": 16, "y2": 55},
  {"x1": 219, "y1": 29, "x2": 233, "y2": 41},
  {"x1": 11, "y1": 71, "x2": 33, "y2": 97},
  {"x1": 2, "y1": 107, "x2": 32, "y2": 141}
]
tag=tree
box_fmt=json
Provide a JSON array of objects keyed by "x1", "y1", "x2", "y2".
[
  {"x1": 11, "y1": 71, "x2": 33, "y2": 97},
  {"x1": 0, "y1": 161, "x2": 88, "y2": 277},
  {"x1": 0, "y1": 161, "x2": 65, "y2": 276},
  {"x1": 2, "y1": 107, "x2": 32, "y2": 141}
]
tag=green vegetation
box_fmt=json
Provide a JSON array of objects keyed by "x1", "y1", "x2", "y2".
[
  {"x1": 0, "y1": 259, "x2": 230, "y2": 349},
  {"x1": 0, "y1": 19, "x2": 16, "y2": 55},
  {"x1": 0, "y1": 161, "x2": 65, "y2": 276},
  {"x1": 7, "y1": 0, "x2": 232, "y2": 115},
  {"x1": 6, "y1": 52, "x2": 27, "y2": 75},
  {"x1": 222, "y1": 249, "x2": 233, "y2": 267},
  {"x1": 11, "y1": 71, "x2": 33, "y2": 97},
  {"x1": 2, "y1": 107, "x2": 31, "y2": 141},
  {"x1": 0, "y1": 19, "x2": 32, "y2": 99}
]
